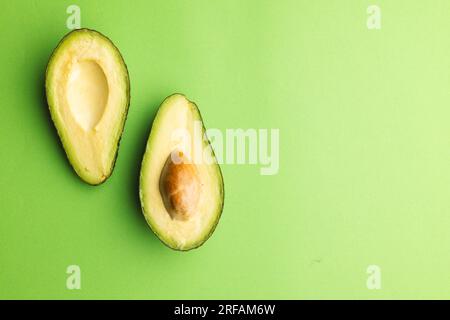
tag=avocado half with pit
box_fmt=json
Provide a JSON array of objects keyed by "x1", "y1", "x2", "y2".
[
  {"x1": 139, "y1": 94, "x2": 224, "y2": 250},
  {"x1": 45, "y1": 29, "x2": 130, "y2": 185}
]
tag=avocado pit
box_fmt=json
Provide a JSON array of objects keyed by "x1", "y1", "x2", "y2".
[{"x1": 160, "y1": 151, "x2": 201, "y2": 221}]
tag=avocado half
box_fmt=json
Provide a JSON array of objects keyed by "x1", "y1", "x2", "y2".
[
  {"x1": 45, "y1": 29, "x2": 130, "y2": 185},
  {"x1": 139, "y1": 94, "x2": 224, "y2": 251}
]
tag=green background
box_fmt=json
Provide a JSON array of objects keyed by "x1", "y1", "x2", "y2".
[{"x1": 1, "y1": 0, "x2": 449, "y2": 299}]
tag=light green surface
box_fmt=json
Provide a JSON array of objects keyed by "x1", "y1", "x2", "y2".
[{"x1": 0, "y1": 0, "x2": 449, "y2": 299}]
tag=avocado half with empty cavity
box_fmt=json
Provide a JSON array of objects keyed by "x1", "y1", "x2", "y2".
[
  {"x1": 139, "y1": 94, "x2": 224, "y2": 250},
  {"x1": 45, "y1": 28, "x2": 130, "y2": 185}
]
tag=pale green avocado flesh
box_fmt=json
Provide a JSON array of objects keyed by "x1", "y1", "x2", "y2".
[
  {"x1": 139, "y1": 94, "x2": 224, "y2": 250},
  {"x1": 46, "y1": 28, "x2": 130, "y2": 185}
]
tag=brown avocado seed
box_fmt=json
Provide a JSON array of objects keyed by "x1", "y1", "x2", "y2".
[{"x1": 159, "y1": 151, "x2": 201, "y2": 221}]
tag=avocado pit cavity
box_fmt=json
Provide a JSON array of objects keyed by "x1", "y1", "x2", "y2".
[
  {"x1": 160, "y1": 151, "x2": 200, "y2": 221},
  {"x1": 67, "y1": 60, "x2": 109, "y2": 131}
]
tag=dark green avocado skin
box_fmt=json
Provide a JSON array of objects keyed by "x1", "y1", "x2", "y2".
[{"x1": 45, "y1": 28, "x2": 130, "y2": 186}]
